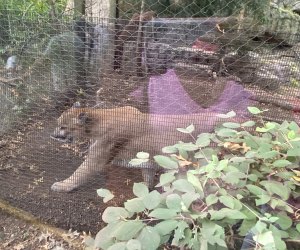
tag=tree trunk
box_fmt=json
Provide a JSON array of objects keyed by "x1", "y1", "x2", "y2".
[{"x1": 65, "y1": 0, "x2": 85, "y2": 16}]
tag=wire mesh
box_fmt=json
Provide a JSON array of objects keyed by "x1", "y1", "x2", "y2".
[{"x1": 1, "y1": 0, "x2": 300, "y2": 239}]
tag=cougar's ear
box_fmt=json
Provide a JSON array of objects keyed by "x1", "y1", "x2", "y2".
[{"x1": 77, "y1": 112, "x2": 92, "y2": 125}]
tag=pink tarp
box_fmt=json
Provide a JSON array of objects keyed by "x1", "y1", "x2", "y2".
[{"x1": 131, "y1": 69, "x2": 253, "y2": 116}]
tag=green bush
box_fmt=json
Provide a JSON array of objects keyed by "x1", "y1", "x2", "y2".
[{"x1": 86, "y1": 107, "x2": 300, "y2": 250}]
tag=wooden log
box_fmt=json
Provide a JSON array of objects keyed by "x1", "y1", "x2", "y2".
[
  {"x1": 0, "y1": 76, "x2": 22, "y2": 87},
  {"x1": 248, "y1": 89, "x2": 300, "y2": 112}
]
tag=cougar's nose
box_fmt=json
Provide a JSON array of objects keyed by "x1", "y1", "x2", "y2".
[{"x1": 50, "y1": 127, "x2": 73, "y2": 143}]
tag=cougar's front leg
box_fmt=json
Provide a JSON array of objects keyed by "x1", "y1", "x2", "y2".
[{"x1": 51, "y1": 140, "x2": 111, "y2": 192}]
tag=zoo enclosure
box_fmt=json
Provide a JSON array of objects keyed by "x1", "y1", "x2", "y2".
[{"x1": 1, "y1": 0, "x2": 300, "y2": 235}]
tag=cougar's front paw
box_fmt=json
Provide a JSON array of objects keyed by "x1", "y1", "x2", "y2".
[{"x1": 51, "y1": 181, "x2": 77, "y2": 192}]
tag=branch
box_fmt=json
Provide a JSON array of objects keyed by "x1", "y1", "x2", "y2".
[{"x1": 0, "y1": 77, "x2": 22, "y2": 87}]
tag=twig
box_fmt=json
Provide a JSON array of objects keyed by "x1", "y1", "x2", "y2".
[{"x1": 135, "y1": 0, "x2": 145, "y2": 77}]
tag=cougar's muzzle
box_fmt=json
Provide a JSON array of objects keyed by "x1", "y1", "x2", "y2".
[{"x1": 50, "y1": 127, "x2": 74, "y2": 143}]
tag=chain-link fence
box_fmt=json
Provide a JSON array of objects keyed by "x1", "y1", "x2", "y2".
[{"x1": 1, "y1": 0, "x2": 300, "y2": 247}]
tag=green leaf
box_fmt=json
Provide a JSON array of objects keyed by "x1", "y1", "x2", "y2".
[
  {"x1": 219, "y1": 188, "x2": 227, "y2": 196},
  {"x1": 216, "y1": 159, "x2": 229, "y2": 170},
  {"x1": 260, "y1": 181, "x2": 290, "y2": 200},
  {"x1": 196, "y1": 133, "x2": 211, "y2": 147},
  {"x1": 253, "y1": 231, "x2": 275, "y2": 247},
  {"x1": 253, "y1": 220, "x2": 268, "y2": 234},
  {"x1": 84, "y1": 236, "x2": 95, "y2": 247},
  {"x1": 216, "y1": 110, "x2": 236, "y2": 118},
  {"x1": 162, "y1": 146, "x2": 178, "y2": 154},
  {"x1": 242, "y1": 208, "x2": 258, "y2": 221},
  {"x1": 269, "y1": 225, "x2": 287, "y2": 250},
  {"x1": 149, "y1": 208, "x2": 178, "y2": 219},
  {"x1": 255, "y1": 127, "x2": 267, "y2": 132},
  {"x1": 177, "y1": 128, "x2": 190, "y2": 134},
  {"x1": 154, "y1": 220, "x2": 178, "y2": 236},
  {"x1": 289, "y1": 121, "x2": 300, "y2": 132},
  {"x1": 172, "y1": 221, "x2": 189, "y2": 246},
  {"x1": 248, "y1": 106, "x2": 265, "y2": 114},
  {"x1": 107, "y1": 242, "x2": 127, "y2": 250},
  {"x1": 244, "y1": 137, "x2": 260, "y2": 150},
  {"x1": 158, "y1": 172, "x2": 176, "y2": 186},
  {"x1": 267, "y1": 216, "x2": 279, "y2": 223},
  {"x1": 270, "y1": 199, "x2": 294, "y2": 213},
  {"x1": 265, "y1": 122, "x2": 276, "y2": 130},
  {"x1": 209, "y1": 208, "x2": 246, "y2": 220},
  {"x1": 216, "y1": 128, "x2": 237, "y2": 137},
  {"x1": 126, "y1": 239, "x2": 142, "y2": 250},
  {"x1": 102, "y1": 207, "x2": 129, "y2": 223},
  {"x1": 248, "y1": 174, "x2": 258, "y2": 182},
  {"x1": 181, "y1": 229, "x2": 194, "y2": 248},
  {"x1": 241, "y1": 120, "x2": 256, "y2": 127},
  {"x1": 166, "y1": 193, "x2": 182, "y2": 211},
  {"x1": 94, "y1": 223, "x2": 119, "y2": 249},
  {"x1": 129, "y1": 158, "x2": 149, "y2": 166},
  {"x1": 206, "y1": 194, "x2": 218, "y2": 206},
  {"x1": 296, "y1": 224, "x2": 300, "y2": 233},
  {"x1": 124, "y1": 198, "x2": 145, "y2": 213},
  {"x1": 212, "y1": 154, "x2": 218, "y2": 164},
  {"x1": 257, "y1": 150, "x2": 279, "y2": 159},
  {"x1": 201, "y1": 221, "x2": 227, "y2": 247},
  {"x1": 236, "y1": 194, "x2": 243, "y2": 200},
  {"x1": 272, "y1": 159, "x2": 292, "y2": 168},
  {"x1": 160, "y1": 235, "x2": 172, "y2": 245},
  {"x1": 143, "y1": 190, "x2": 161, "y2": 210},
  {"x1": 113, "y1": 221, "x2": 145, "y2": 241},
  {"x1": 246, "y1": 184, "x2": 267, "y2": 196},
  {"x1": 136, "y1": 152, "x2": 150, "y2": 159},
  {"x1": 175, "y1": 142, "x2": 199, "y2": 151},
  {"x1": 154, "y1": 155, "x2": 178, "y2": 169},
  {"x1": 222, "y1": 122, "x2": 241, "y2": 129},
  {"x1": 173, "y1": 179, "x2": 195, "y2": 193},
  {"x1": 137, "y1": 227, "x2": 160, "y2": 250},
  {"x1": 239, "y1": 220, "x2": 257, "y2": 236},
  {"x1": 258, "y1": 143, "x2": 272, "y2": 153},
  {"x1": 287, "y1": 148, "x2": 300, "y2": 157},
  {"x1": 255, "y1": 194, "x2": 271, "y2": 206},
  {"x1": 194, "y1": 147, "x2": 217, "y2": 160},
  {"x1": 275, "y1": 171, "x2": 294, "y2": 180},
  {"x1": 187, "y1": 172, "x2": 203, "y2": 194},
  {"x1": 276, "y1": 213, "x2": 293, "y2": 230},
  {"x1": 288, "y1": 130, "x2": 297, "y2": 140},
  {"x1": 96, "y1": 188, "x2": 114, "y2": 203},
  {"x1": 186, "y1": 124, "x2": 195, "y2": 133},
  {"x1": 223, "y1": 171, "x2": 247, "y2": 185},
  {"x1": 230, "y1": 157, "x2": 247, "y2": 163},
  {"x1": 133, "y1": 183, "x2": 149, "y2": 198},
  {"x1": 219, "y1": 195, "x2": 235, "y2": 209},
  {"x1": 181, "y1": 192, "x2": 201, "y2": 209},
  {"x1": 290, "y1": 141, "x2": 300, "y2": 149},
  {"x1": 177, "y1": 124, "x2": 195, "y2": 134}
]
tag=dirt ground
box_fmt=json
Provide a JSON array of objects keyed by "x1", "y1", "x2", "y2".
[
  {"x1": 0, "y1": 210, "x2": 84, "y2": 250},
  {"x1": 0, "y1": 69, "x2": 299, "y2": 238},
  {"x1": 0, "y1": 109, "x2": 143, "y2": 234}
]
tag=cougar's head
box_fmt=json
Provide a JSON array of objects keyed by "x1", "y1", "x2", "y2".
[{"x1": 50, "y1": 108, "x2": 93, "y2": 143}]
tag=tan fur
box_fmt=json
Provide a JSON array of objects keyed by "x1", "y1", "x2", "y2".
[{"x1": 50, "y1": 106, "x2": 240, "y2": 192}]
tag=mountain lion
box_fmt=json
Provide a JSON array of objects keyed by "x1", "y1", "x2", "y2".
[{"x1": 50, "y1": 106, "x2": 239, "y2": 192}]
